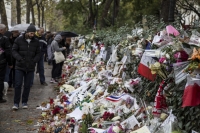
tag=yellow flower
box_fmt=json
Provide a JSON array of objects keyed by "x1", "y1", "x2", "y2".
[
  {"x1": 95, "y1": 49, "x2": 99, "y2": 54},
  {"x1": 150, "y1": 62, "x2": 166, "y2": 79},
  {"x1": 80, "y1": 45, "x2": 85, "y2": 50}
]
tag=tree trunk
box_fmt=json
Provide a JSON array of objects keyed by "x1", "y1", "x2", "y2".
[
  {"x1": 113, "y1": 0, "x2": 120, "y2": 25},
  {"x1": 160, "y1": 0, "x2": 170, "y2": 23},
  {"x1": 0, "y1": 0, "x2": 8, "y2": 29},
  {"x1": 36, "y1": 0, "x2": 41, "y2": 27},
  {"x1": 93, "y1": 0, "x2": 96, "y2": 26},
  {"x1": 41, "y1": 5, "x2": 44, "y2": 27},
  {"x1": 30, "y1": 0, "x2": 35, "y2": 25},
  {"x1": 26, "y1": 0, "x2": 31, "y2": 23},
  {"x1": 11, "y1": 0, "x2": 17, "y2": 26},
  {"x1": 168, "y1": 0, "x2": 176, "y2": 22},
  {"x1": 88, "y1": 0, "x2": 94, "y2": 28},
  {"x1": 100, "y1": 0, "x2": 113, "y2": 28},
  {"x1": 16, "y1": 0, "x2": 21, "y2": 24}
]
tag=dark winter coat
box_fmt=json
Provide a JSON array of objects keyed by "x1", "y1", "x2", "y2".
[
  {"x1": 35, "y1": 33, "x2": 47, "y2": 56},
  {"x1": 12, "y1": 34, "x2": 41, "y2": 72},
  {"x1": 0, "y1": 34, "x2": 12, "y2": 69}
]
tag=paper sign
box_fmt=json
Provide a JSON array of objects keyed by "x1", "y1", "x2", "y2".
[
  {"x1": 122, "y1": 72, "x2": 126, "y2": 80},
  {"x1": 121, "y1": 114, "x2": 140, "y2": 129},
  {"x1": 121, "y1": 56, "x2": 127, "y2": 64},
  {"x1": 103, "y1": 51, "x2": 107, "y2": 61},
  {"x1": 130, "y1": 126, "x2": 151, "y2": 133},
  {"x1": 192, "y1": 130, "x2": 199, "y2": 133},
  {"x1": 67, "y1": 107, "x2": 83, "y2": 120},
  {"x1": 88, "y1": 127, "x2": 106, "y2": 133}
]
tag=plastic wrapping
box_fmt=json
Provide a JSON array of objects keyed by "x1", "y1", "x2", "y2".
[{"x1": 173, "y1": 61, "x2": 190, "y2": 84}]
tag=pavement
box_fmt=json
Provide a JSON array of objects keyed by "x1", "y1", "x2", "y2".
[{"x1": 0, "y1": 63, "x2": 57, "y2": 133}]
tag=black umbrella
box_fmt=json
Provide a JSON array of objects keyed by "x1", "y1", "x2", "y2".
[{"x1": 60, "y1": 31, "x2": 78, "y2": 37}]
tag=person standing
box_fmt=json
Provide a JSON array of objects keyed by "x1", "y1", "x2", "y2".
[
  {"x1": 44, "y1": 31, "x2": 51, "y2": 62},
  {"x1": 4, "y1": 31, "x2": 13, "y2": 83},
  {"x1": 9, "y1": 30, "x2": 20, "y2": 88},
  {"x1": 47, "y1": 32, "x2": 56, "y2": 65},
  {"x1": 12, "y1": 24, "x2": 40, "y2": 109},
  {"x1": 0, "y1": 24, "x2": 13, "y2": 103},
  {"x1": 57, "y1": 37, "x2": 71, "y2": 78},
  {"x1": 34, "y1": 27, "x2": 48, "y2": 86},
  {"x1": 50, "y1": 34, "x2": 66, "y2": 83}
]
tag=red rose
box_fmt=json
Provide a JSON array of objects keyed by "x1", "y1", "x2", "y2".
[
  {"x1": 109, "y1": 113, "x2": 114, "y2": 119},
  {"x1": 62, "y1": 95, "x2": 68, "y2": 101},
  {"x1": 52, "y1": 106, "x2": 60, "y2": 115},
  {"x1": 50, "y1": 98, "x2": 54, "y2": 104},
  {"x1": 41, "y1": 126, "x2": 46, "y2": 131}
]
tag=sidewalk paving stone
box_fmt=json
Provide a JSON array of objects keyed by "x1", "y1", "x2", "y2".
[{"x1": 0, "y1": 63, "x2": 57, "y2": 133}]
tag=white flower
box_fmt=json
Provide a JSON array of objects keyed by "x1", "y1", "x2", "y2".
[
  {"x1": 112, "y1": 116, "x2": 121, "y2": 121},
  {"x1": 82, "y1": 102, "x2": 94, "y2": 114},
  {"x1": 112, "y1": 126, "x2": 121, "y2": 133},
  {"x1": 87, "y1": 92, "x2": 93, "y2": 97},
  {"x1": 165, "y1": 53, "x2": 170, "y2": 59}
]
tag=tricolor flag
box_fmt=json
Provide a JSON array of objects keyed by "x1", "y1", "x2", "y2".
[
  {"x1": 106, "y1": 94, "x2": 126, "y2": 102},
  {"x1": 182, "y1": 75, "x2": 200, "y2": 107},
  {"x1": 138, "y1": 52, "x2": 156, "y2": 81}
]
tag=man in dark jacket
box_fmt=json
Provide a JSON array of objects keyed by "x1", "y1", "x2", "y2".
[
  {"x1": 12, "y1": 24, "x2": 40, "y2": 110},
  {"x1": 0, "y1": 24, "x2": 13, "y2": 103},
  {"x1": 33, "y1": 27, "x2": 48, "y2": 86},
  {"x1": 4, "y1": 31, "x2": 13, "y2": 83},
  {"x1": 9, "y1": 30, "x2": 20, "y2": 88}
]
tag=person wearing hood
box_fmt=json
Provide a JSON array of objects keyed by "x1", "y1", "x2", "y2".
[
  {"x1": 4, "y1": 31, "x2": 13, "y2": 84},
  {"x1": 12, "y1": 24, "x2": 40, "y2": 110},
  {"x1": 50, "y1": 34, "x2": 66, "y2": 83}
]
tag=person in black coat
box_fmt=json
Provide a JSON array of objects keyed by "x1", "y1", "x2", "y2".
[
  {"x1": 32, "y1": 27, "x2": 48, "y2": 86},
  {"x1": 12, "y1": 24, "x2": 40, "y2": 110},
  {"x1": 0, "y1": 24, "x2": 13, "y2": 103},
  {"x1": 4, "y1": 31, "x2": 13, "y2": 84},
  {"x1": 9, "y1": 30, "x2": 20, "y2": 88}
]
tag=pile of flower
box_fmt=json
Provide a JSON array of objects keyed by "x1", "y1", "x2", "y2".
[{"x1": 35, "y1": 24, "x2": 200, "y2": 133}]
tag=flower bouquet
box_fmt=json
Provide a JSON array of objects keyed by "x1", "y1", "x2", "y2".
[{"x1": 185, "y1": 48, "x2": 200, "y2": 74}]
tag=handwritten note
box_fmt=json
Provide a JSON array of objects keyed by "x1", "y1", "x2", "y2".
[{"x1": 130, "y1": 126, "x2": 151, "y2": 133}]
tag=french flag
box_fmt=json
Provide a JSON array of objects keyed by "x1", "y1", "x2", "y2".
[
  {"x1": 138, "y1": 52, "x2": 156, "y2": 81},
  {"x1": 106, "y1": 94, "x2": 126, "y2": 102},
  {"x1": 182, "y1": 75, "x2": 200, "y2": 107}
]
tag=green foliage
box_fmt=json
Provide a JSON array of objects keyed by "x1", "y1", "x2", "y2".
[
  {"x1": 56, "y1": 0, "x2": 92, "y2": 34},
  {"x1": 56, "y1": 0, "x2": 162, "y2": 34},
  {"x1": 80, "y1": 114, "x2": 93, "y2": 133},
  {"x1": 95, "y1": 24, "x2": 132, "y2": 47},
  {"x1": 165, "y1": 80, "x2": 200, "y2": 132},
  {"x1": 132, "y1": 0, "x2": 161, "y2": 23}
]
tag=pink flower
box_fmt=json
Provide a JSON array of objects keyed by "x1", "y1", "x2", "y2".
[
  {"x1": 159, "y1": 57, "x2": 166, "y2": 63},
  {"x1": 90, "y1": 129, "x2": 96, "y2": 133},
  {"x1": 68, "y1": 55, "x2": 73, "y2": 59},
  {"x1": 130, "y1": 80, "x2": 139, "y2": 85}
]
